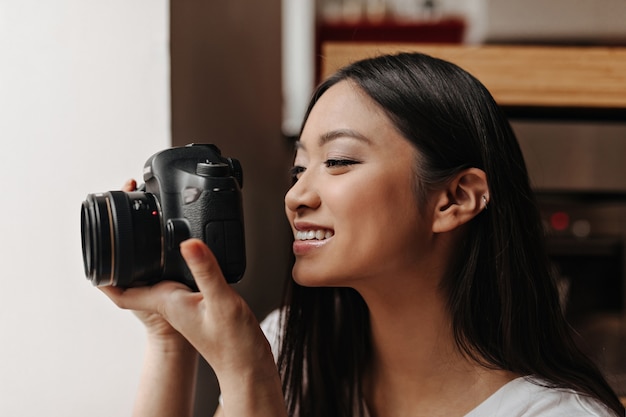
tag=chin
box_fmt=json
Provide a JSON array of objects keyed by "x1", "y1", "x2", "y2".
[
  {"x1": 291, "y1": 264, "x2": 353, "y2": 288},
  {"x1": 291, "y1": 271, "x2": 326, "y2": 288}
]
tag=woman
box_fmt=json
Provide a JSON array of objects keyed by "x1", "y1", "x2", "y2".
[{"x1": 102, "y1": 52, "x2": 625, "y2": 416}]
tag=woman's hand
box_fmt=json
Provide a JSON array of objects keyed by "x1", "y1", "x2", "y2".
[
  {"x1": 102, "y1": 179, "x2": 187, "y2": 347},
  {"x1": 98, "y1": 179, "x2": 286, "y2": 416},
  {"x1": 102, "y1": 239, "x2": 286, "y2": 416},
  {"x1": 100, "y1": 238, "x2": 274, "y2": 378}
]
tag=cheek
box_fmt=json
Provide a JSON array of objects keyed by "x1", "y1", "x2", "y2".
[
  {"x1": 322, "y1": 171, "x2": 418, "y2": 229},
  {"x1": 333, "y1": 177, "x2": 420, "y2": 249},
  {"x1": 345, "y1": 173, "x2": 418, "y2": 221},
  {"x1": 284, "y1": 201, "x2": 293, "y2": 224},
  {"x1": 351, "y1": 178, "x2": 426, "y2": 251}
]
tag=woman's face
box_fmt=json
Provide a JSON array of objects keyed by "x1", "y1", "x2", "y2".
[{"x1": 285, "y1": 81, "x2": 435, "y2": 288}]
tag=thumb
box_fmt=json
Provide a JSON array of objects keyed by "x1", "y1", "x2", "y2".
[{"x1": 180, "y1": 238, "x2": 231, "y2": 298}]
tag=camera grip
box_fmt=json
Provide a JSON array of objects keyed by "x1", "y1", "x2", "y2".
[{"x1": 205, "y1": 221, "x2": 246, "y2": 283}]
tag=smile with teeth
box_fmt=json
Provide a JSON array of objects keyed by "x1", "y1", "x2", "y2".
[{"x1": 295, "y1": 229, "x2": 334, "y2": 241}]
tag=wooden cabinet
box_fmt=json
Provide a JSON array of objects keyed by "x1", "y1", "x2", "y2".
[{"x1": 320, "y1": 43, "x2": 626, "y2": 119}]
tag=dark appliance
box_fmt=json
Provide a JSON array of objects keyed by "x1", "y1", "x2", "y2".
[{"x1": 514, "y1": 120, "x2": 626, "y2": 397}]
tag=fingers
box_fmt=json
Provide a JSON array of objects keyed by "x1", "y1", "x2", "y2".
[
  {"x1": 180, "y1": 239, "x2": 232, "y2": 301},
  {"x1": 98, "y1": 239, "x2": 229, "y2": 314},
  {"x1": 99, "y1": 281, "x2": 189, "y2": 316},
  {"x1": 99, "y1": 238, "x2": 237, "y2": 346},
  {"x1": 99, "y1": 285, "x2": 149, "y2": 311},
  {"x1": 99, "y1": 238, "x2": 262, "y2": 374},
  {"x1": 122, "y1": 179, "x2": 137, "y2": 192},
  {"x1": 98, "y1": 283, "x2": 156, "y2": 312}
]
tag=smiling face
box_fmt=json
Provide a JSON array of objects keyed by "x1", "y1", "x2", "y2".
[{"x1": 284, "y1": 81, "x2": 436, "y2": 289}]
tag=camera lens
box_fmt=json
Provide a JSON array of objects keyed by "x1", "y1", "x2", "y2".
[{"x1": 81, "y1": 191, "x2": 163, "y2": 287}]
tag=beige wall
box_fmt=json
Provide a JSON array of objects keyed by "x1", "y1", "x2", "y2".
[{"x1": 0, "y1": 2, "x2": 169, "y2": 416}]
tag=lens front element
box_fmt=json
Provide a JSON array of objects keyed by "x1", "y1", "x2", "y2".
[{"x1": 81, "y1": 191, "x2": 163, "y2": 287}]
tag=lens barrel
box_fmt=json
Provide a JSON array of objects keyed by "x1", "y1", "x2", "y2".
[{"x1": 81, "y1": 191, "x2": 163, "y2": 287}]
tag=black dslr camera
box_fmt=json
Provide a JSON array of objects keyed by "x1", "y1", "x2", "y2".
[{"x1": 81, "y1": 144, "x2": 246, "y2": 290}]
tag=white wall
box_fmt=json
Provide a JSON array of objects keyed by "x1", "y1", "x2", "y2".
[
  {"x1": 281, "y1": 0, "x2": 315, "y2": 137},
  {"x1": 0, "y1": 2, "x2": 170, "y2": 416}
]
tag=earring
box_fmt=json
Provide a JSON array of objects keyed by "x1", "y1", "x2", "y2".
[{"x1": 482, "y1": 195, "x2": 488, "y2": 210}]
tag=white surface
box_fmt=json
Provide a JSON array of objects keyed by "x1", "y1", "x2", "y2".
[
  {"x1": 486, "y1": 0, "x2": 626, "y2": 42},
  {"x1": 282, "y1": 0, "x2": 315, "y2": 136},
  {"x1": 0, "y1": 2, "x2": 170, "y2": 416}
]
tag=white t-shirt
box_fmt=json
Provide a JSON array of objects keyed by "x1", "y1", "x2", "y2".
[
  {"x1": 465, "y1": 376, "x2": 613, "y2": 416},
  {"x1": 260, "y1": 310, "x2": 615, "y2": 417}
]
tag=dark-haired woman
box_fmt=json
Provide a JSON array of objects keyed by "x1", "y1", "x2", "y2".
[{"x1": 102, "y1": 52, "x2": 625, "y2": 416}]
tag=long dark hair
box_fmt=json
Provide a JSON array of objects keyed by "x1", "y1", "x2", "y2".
[{"x1": 277, "y1": 52, "x2": 625, "y2": 416}]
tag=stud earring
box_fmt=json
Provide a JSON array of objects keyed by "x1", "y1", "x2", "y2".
[{"x1": 482, "y1": 195, "x2": 488, "y2": 210}]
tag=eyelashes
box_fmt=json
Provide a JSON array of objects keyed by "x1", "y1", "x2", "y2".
[
  {"x1": 290, "y1": 159, "x2": 361, "y2": 182},
  {"x1": 289, "y1": 166, "x2": 306, "y2": 183},
  {"x1": 324, "y1": 159, "x2": 359, "y2": 168}
]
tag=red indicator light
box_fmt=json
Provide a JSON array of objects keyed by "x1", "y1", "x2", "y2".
[
  {"x1": 550, "y1": 211, "x2": 569, "y2": 231},
  {"x1": 152, "y1": 211, "x2": 158, "y2": 216}
]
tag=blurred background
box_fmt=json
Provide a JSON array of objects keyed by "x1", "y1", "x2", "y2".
[{"x1": 1, "y1": 0, "x2": 625, "y2": 415}]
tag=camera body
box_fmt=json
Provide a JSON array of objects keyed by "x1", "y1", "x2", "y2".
[{"x1": 81, "y1": 144, "x2": 246, "y2": 290}]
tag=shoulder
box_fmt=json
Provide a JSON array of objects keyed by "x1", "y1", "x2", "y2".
[{"x1": 467, "y1": 376, "x2": 615, "y2": 417}]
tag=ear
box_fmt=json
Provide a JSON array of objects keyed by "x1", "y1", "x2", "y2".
[{"x1": 432, "y1": 168, "x2": 489, "y2": 234}]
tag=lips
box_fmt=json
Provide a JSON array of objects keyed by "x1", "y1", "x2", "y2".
[{"x1": 292, "y1": 225, "x2": 334, "y2": 256}]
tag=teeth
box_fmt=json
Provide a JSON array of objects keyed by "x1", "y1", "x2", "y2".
[{"x1": 295, "y1": 229, "x2": 334, "y2": 241}]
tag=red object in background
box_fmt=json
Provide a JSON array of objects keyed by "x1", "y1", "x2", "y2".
[
  {"x1": 550, "y1": 211, "x2": 570, "y2": 231},
  {"x1": 315, "y1": 17, "x2": 466, "y2": 79},
  {"x1": 318, "y1": 18, "x2": 465, "y2": 43}
]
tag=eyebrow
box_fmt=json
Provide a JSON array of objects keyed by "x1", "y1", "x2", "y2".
[{"x1": 295, "y1": 128, "x2": 372, "y2": 150}]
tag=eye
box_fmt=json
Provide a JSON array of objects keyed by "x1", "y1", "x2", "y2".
[
  {"x1": 289, "y1": 165, "x2": 306, "y2": 183},
  {"x1": 325, "y1": 159, "x2": 360, "y2": 169}
]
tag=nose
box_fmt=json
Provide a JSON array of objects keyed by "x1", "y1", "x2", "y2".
[{"x1": 284, "y1": 170, "x2": 321, "y2": 214}]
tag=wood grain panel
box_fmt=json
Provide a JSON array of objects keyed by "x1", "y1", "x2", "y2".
[{"x1": 320, "y1": 43, "x2": 626, "y2": 112}]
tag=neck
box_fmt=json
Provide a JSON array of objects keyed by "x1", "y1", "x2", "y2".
[
  {"x1": 359, "y1": 274, "x2": 461, "y2": 382},
  {"x1": 356, "y1": 275, "x2": 516, "y2": 417},
  {"x1": 355, "y1": 233, "x2": 459, "y2": 379}
]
